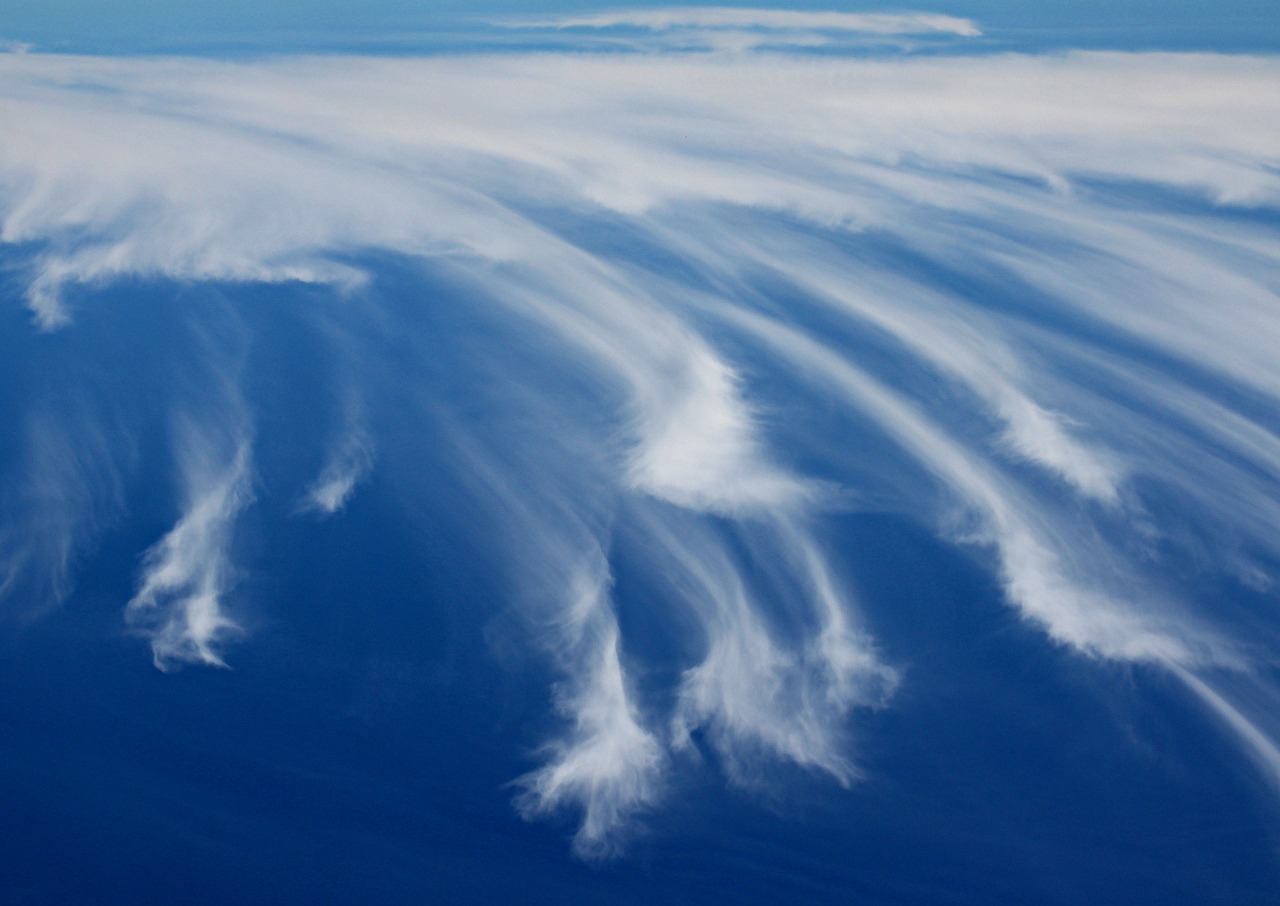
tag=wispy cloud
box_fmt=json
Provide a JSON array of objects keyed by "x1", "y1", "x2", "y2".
[
  {"x1": 1171, "y1": 667, "x2": 1280, "y2": 794},
  {"x1": 514, "y1": 557, "x2": 666, "y2": 859},
  {"x1": 0, "y1": 408, "x2": 126, "y2": 616},
  {"x1": 299, "y1": 404, "x2": 373, "y2": 516},
  {"x1": 126, "y1": 417, "x2": 253, "y2": 670},
  {"x1": 624, "y1": 342, "x2": 811, "y2": 513},
  {"x1": 1, "y1": 43, "x2": 1279, "y2": 852},
  {"x1": 495, "y1": 7, "x2": 980, "y2": 51},
  {"x1": 515, "y1": 8, "x2": 980, "y2": 35},
  {"x1": 657, "y1": 514, "x2": 897, "y2": 785}
]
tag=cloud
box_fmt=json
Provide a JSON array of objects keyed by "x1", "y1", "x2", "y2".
[
  {"x1": 624, "y1": 342, "x2": 811, "y2": 513},
  {"x1": 299, "y1": 406, "x2": 373, "y2": 516},
  {"x1": 495, "y1": 7, "x2": 980, "y2": 51},
  {"x1": 434, "y1": 361, "x2": 889, "y2": 852},
  {"x1": 0, "y1": 408, "x2": 126, "y2": 616},
  {"x1": 656, "y1": 514, "x2": 897, "y2": 785},
  {"x1": 2, "y1": 43, "x2": 1280, "y2": 851},
  {"x1": 715, "y1": 233, "x2": 1123, "y2": 502},
  {"x1": 126, "y1": 416, "x2": 253, "y2": 670},
  {"x1": 501, "y1": 8, "x2": 979, "y2": 37},
  {"x1": 514, "y1": 558, "x2": 666, "y2": 859},
  {"x1": 718, "y1": 304, "x2": 1242, "y2": 669},
  {"x1": 2, "y1": 52, "x2": 1276, "y2": 319},
  {"x1": 1172, "y1": 667, "x2": 1280, "y2": 794},
  {"x1": 433, "y1": 424, "x2": 669, "y2": 857},
  {"x1": 301, "y1": 436, "x2": 370, "y2": 514}
]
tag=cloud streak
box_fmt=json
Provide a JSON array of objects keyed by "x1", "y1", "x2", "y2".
[
  {"x1": 300, "y1": 418, "x2": 372, "y2": 516},
  {"x1": 1, "y1": 42, "x2": 1279, "y2": 852},
  {"x1": 0, "y1": 407, "x2": 126, "y2": 616},
  {"x1": 496, "y1": 8, "x2": 980, "y2": 50},
  {"x1": 126, "y1": 417, "x2": 253, "y2": 670},
  {"x1": 505, "y1": 8, "x2": 980, "y2": 35},
  {"x1": 514, "y1": 557, "x2": 666, "y2": 859}
]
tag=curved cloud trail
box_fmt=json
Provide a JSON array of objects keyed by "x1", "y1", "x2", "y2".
[
  {"x1": 126, "y1": 415, "x2": 253, "y2": 670},
  {"x1": 299, "y1": 411, "x2": 373, "y2": 516},
  {"x1": 0, "y1": 406, "x2": 127, "y2": 617},
  {"x1": 504, "y1": 9, "x2": 979, "y2": 35},
  {"x1": 512, "y1": 551, "x2": 667, "y2": 860},
  {"x1": 496, "y1": 8, "x2": 980, "y2": 51},
  {"x1": 1, "y1": 41, "x2": 1279, "y2": 853}
]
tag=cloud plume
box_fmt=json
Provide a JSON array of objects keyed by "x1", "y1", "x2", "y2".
[
  {"x1": 496, "y1": 8, "x2": 980, "y2": 50},
  {"x1": 126, "y1": 417, "x2": 253, "y2": 670},
  {"x1": 1, "y1": 38, "x2": 1279, "y2": 853}
]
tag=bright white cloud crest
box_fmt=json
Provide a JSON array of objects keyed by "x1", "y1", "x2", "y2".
[
  {"x1": 508, "y1": 8, "x2": 979, "y2": 34},
  {"x1": 2, "y1": 35, "x2": 1280, "y2": 854},
  {"x1": 498, "y1": 8, "x2": 980, "y2": 50}
]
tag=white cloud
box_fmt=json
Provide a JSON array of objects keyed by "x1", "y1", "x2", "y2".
[
  {"x1": 301, "y1": 441, "x2": 369, "y2": 514},
  {"x1": 709, "y1": 231, "x2": 1123, "y2": 502},
  {"x1": 625, "y1": 343, "x2": 811, "y2": 513},
  {"x1": 299, "y1": 401, "x2": 373, "y2": 516},
  {"x1": 656, "y1": 515, "x2": 897, "y2": 784},
  {"x1": 126, "y1": 418, "x2": 253, "y2": 670},
  {"x1": 438, "y1": 385, "x2": 891, "y2": 852},
  {"x1": 2, "y1": 43, "x2": 1280, "y2": 849},
  {"x1": 502, "y1": 8, "x2": 980, "y2": 37},
  {"x1": 720, "y1": 305, "x2": 1242, "y2": 669},
  {"x1": 514, "y1": 561, "x2": 666, "y2": 859},
  {"x1": 0, "y1": 408, "x2": 125, "y2": 614},
  {"x1": 434, "y1": 429, "x2": 670, "y2": 856},
  {"x1": 1172, "y1": 667, "x2": 1280, "y2": 794}
]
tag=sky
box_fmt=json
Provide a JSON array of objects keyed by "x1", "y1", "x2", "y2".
[
  {"x1": 2, "y1": 4, "x2": 1280, "y2": 904},
  {"x1": 3, "y1": 0, "x2": 1280, "y2": 52}
]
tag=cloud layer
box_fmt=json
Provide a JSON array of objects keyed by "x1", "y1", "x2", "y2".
[
  {"x1": 509, "y1": 8, "x2": 980, "y2": 34},
  {"x1": 1, "y1": 42, "x2": 1279, "y2": 852},
  {"x1": 497, "y1": 8, "x2": 980, "y2": 50}
]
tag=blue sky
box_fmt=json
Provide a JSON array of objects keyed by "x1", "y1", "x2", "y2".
[
  {"x1": 2, "y1": 4, "x2": 1280, "y2": 901},
  {"x1": 3, "y1": 0, "x2": 1280, "y2": 52}
]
